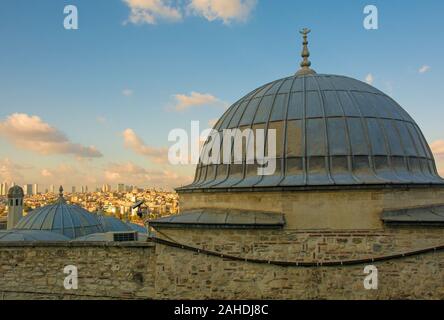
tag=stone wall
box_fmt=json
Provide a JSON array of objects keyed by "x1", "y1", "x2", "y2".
[
  {"x1": 0, "y1": 227, "x2": 443, "y2": 300},
  {"x1": 154, "y1": 242, "x2": 444, "y2": 300},
  {"x1": 153, "y1": 227, "x2": 444, "y2": 299},
  {"x1": 153, "y1": 227, "x2": 444, "y2": 262},
  {"x1": 0, "y1": 242, "x2": 156, "y2": 300},
  {"x1": 179, "y1": 186, "x2": 444, "y2": 229}
]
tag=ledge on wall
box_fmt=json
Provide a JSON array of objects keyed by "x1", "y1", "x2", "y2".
[
  {"x1": 149, "y1": 208, "x2": 285, "y2": 230},
  {"x1": 382, "y1": 204, "x2": 444, "y2": 226}
]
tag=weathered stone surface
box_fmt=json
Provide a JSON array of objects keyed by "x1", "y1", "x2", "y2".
[{"x1": 0, "y1": 228, "x2": 443, "y2": 300}]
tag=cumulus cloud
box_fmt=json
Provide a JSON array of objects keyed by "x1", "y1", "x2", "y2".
[
  {"x1": 418, "y1": 65, "x2": 431, "y2": 74},
  {"x1": 123, "y1": 0, "x2": 183, "y2": 25},
  {"x1": 173, "y1": 91, "x2": 227, "y2": 111},
  {"x1": 188, "y1": 0, "x2": 257, "y2": 24},
  {"x1": 39, "y1": 163, "x2": 100, "y2": 187},
  {"x1": 431, "y1": 140, "x2": 444, "y2": 158},
  {"x1": 365, "y1": 73, "x2": 374, "y2": 85},
  {"x1": 41, "y1": 169, "x2": 53, "y2": 177},
  {"x1": 0, "y1": 113, "x2": 103, "y2": 158},
  {"x1": 104, "y1": 161, "x2": 192, "y2": 189},
  {"x1": 122, "y1": 128, "x2": 168, "y2": 163},
  {"x1": 0, "y1": 158, "x2": 28, "y2": 183},
  {"x1": 123, "y1": 0, "x2": 257, "y2": 25},
  {"x1": 431, "y1": 140, "x2": 444, "y2": 177}
]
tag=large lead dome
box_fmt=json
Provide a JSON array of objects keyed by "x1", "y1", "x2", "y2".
[
  {"x1": 182, "y1": 73, "x2": 443, "y2": 191},
  {"x1": 181, "y1": 27, "x2": 444, "y2": 192}
]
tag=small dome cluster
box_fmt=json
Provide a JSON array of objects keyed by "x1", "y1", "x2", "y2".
[
  {"x1": 14, "y1": 196, "x2": 104, "y2": 239},
  {"x1": 0, "y1": 186, "x2": 148, "y2": 242}
]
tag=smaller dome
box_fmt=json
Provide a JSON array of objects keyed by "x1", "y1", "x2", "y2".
[
  {"x1": 72, "y1": 233, "x2": 111, "y2": 242},
  {"x1": 15, "y1": 189, "x2": 104, "y2": 239},
  {"x1": 8, "y1": 185, "x2": 24, "y2": 198},
  {"x1": 126, "y1": 222, "x2": 148, "y2": 234},
  {"x1": 98, "y1": 215, "x2": 132, "y2": 232},
  {"x1": 0, "y1": 230, "x2": 70, "y2": 241}
]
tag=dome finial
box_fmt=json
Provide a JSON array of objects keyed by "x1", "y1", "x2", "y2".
[
  {"x1": 296, "y1": 28, "x2": 316, "y2": 76},
  {"x1": 59, "y1": 185, "x2": 64, "y2": 198}
]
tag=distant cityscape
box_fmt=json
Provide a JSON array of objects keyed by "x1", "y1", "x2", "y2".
[{"x1": 0, "y1": 181, "x2": 179, "y2": 226}]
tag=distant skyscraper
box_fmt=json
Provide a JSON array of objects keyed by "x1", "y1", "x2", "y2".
[
  {"x1": 0, "y1": 182, "x2": 8, "y2": 196},
  {"x1": 72, "y1": 186, "x2": 76, "y2": 193},
  {"x1": 81, "y1": 186, "x2": 85, "y2": 193},
  {"x1": 49, "y1": 185, "x2": 55, "y2": 194},
  {"x1": 33, "y1": 184, "x2": 39, "y2": 195},
  {"x1": 24, "y1": 184, "x2": 33, "y2": 196},
  {"x1": 102, "y1": 184, "x2": 111, "y2": 193}
]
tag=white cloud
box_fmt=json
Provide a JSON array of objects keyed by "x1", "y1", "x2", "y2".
[
  {"x1": 0, "y1": 158, "x2": 28, "y2": 183},
  {"x1": 41, "y1": 169, "x2": 53, "y2": 177},
  {"x1": 418, "y1": 65, "x2": 431, "y2": 74},
  {"x1": 0, "y1": 113, "x2": 103, "y2": 158},
  {"x1": 122, "y1": 89, "x2": 134, "y2": 96},
  {"x1": 431, "y1": 140, "x2": 444, "y2": 158},
  {"x1": 431, "y1": 140, "x2": 444, "y2": 178},
  {"x1": 188, "y1": 0, "x2": 257, "y2": 24},
  {"x1": 123, "y1": 0, "x2": 183, "y2": 25},
  {"x1": 173, "y1": 91, "x2": 227, "y2": 111},
  {"x1": 365, "y1": 73, "x2": 374, "y2": 85},
  {"x1": 123, "y1": 0, "x2": 257, "y2": 25},
  {"x1": 122, "y1": 128, "x2": 168, "y2": 163},
  {"x1": 39, "y1": 163, "x2": 100, "y2": 187},
  {"x1": 104, "y1": 161, "x2": 192, "y2": 189}
]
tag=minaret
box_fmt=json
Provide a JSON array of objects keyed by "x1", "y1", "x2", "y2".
[
  {"x1": 295, "y1": 28, "x2": 316, "y2": 76},
  {"x1": 7, "y1": 185, "x2": 24, "y2": 229}
]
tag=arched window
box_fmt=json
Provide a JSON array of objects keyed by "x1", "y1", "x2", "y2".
[{"x1": 16, "y1": 199, "x2": 19, "y2": 206}]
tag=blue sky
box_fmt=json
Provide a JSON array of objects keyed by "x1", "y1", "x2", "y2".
[{"x1": 1, "y1": 0, "x2": 444, "y2": 190}]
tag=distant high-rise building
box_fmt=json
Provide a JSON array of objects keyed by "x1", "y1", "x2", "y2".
[
  {"x1": 81, "y1": 186, "x2": 85, "y2": 193},
  {"x1": 85, "y1": 185, "x2": 88, "y2": 193},
  {"x1": 0, "y1": 182, "x2": 8, "y2": 196},
  {"x1": 72, "y1": 186, "x2": 76, "y2": 194},
  {"x1": 49, "y1": 185, "x2": 55, "y2": 194},
  {"x1": 33, "y1": 184, "x2": 39, "y2": 195},
  {"x1": 117, "y1": 184, "x2": 125, "y2": 192},
  {"x1": 102, "y1": 184, "x2": 111, "y2": 193},
  {"x1": 23, "y1": 184, "x2": 33, "y2": 196}
]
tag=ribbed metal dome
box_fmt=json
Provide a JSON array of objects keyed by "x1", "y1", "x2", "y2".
[
  {"x1": 181, "y1": 73, "x2": 443, "y2": 191},
  {"x1": 0, "y1": 230, "x2": 70, "y2": 242},
  {"x1": 15, "y1": 189, "x2": 104, "y2": 239},
  {"x1": 97, "y1": 214, "x2": 132, "y2": 232}
]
